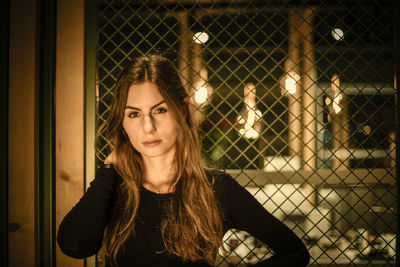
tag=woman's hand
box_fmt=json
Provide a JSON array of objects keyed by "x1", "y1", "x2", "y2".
[{"x1": 104, "y1": 150, "x2": 117, "y2": 164}]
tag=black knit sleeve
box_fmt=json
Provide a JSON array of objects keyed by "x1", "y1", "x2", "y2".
[
  {"x1": 215, "y1": 172, "x2": 310, "y2": 267},
  {"x1": 57, "y1": 165, "x2": 119, "y2": 259}
]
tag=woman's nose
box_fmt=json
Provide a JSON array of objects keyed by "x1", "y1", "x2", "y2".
[{"x1": 142, "y1": 115, "x2": 156, "y2": 134}]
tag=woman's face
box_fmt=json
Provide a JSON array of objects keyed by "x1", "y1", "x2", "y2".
[{"x1": 122, "y1": 81, "x2": 178, "y2": 162}]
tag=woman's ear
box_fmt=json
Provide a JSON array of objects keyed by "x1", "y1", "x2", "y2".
[
  {"x1": 183, "y1": 96, "x2": 192, "y2": 106},
  {"x1": 182, "y1": 96, "x2": 191, "y2": 115},
  {"x1": 182, "y1": 96, "x2": 192, "y2": 123}
]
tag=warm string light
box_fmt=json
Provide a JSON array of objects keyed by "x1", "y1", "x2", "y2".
[
  {"x1": 331, "y1": 74, "x2": 343, "y2": 114},
  {"x1": 237, "y1": 83, "x2": 262, "y2": 139},
  {"x1": 331, "y1": 28, "x2": 344, "y2": 41},
  {"x1": 193, "y1": 32, "x2": 209, "y2": 44},
  {"x1": 283, "y1": 71, "x2": 300, "y2": 95},
  {"x1": 194, "y1": 86, "x2": 208, "y2": 104},
  {"x1": 194, "y1": 69, "x2": 213, "y2": 105}
]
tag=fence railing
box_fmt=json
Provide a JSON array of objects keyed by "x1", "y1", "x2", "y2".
[{"x1": 96, "y1": 1, "x2": 397, "y2": 265}]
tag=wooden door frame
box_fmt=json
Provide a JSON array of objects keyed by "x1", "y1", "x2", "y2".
[{"x1": 1, "y1": 0, "x2": 10, "y2": 266}]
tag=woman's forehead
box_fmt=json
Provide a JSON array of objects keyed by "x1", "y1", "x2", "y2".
[{"x1": 125, "y1": 81, "x2": 165, "y2": 107}]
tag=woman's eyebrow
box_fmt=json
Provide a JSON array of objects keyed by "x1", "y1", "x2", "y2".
[{"x1": 125, "y1": 100, "x2": 165, "y2": 111}]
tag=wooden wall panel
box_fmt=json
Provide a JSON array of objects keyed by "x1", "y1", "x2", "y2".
[
  {"x1": 8, "y1": 0, "x2": 37, "y2": 266},
  {"x1": 55, "y1": 0, "x2": 85, "y2": 266}
]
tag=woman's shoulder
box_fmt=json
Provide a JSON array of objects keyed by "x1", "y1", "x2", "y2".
[
  {"x1": 95, "y1": 163, "x2": 122, "y2": 185},
  {"x1": 96, "y1": 163, "x2": 117, "y2": 173},
  {"x1": 99, "y1": 163, "x2": 114, "y2": 170},
  {"x1": 205, "y1": 168, "x2": 229, "y2": 180},
  {"x1": 204, "y1": 168, "x2": 238, "y2": 191}
]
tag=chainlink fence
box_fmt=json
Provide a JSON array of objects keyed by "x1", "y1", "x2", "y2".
[{"x1": 96, "y1": 0, "x2": 396, "y2": 266}]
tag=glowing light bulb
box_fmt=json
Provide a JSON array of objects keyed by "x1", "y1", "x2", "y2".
[
  {"x1": 245, "y1": 128, "x2": 259, "y2": 139},
  {"x1": 333, "y1": 93, "x2": 342, "y2": 114},
  {"x1": 325, "y1": 97, "x2": 331, "y2": 105},
  {"x1": 331, "y1": 28, "x2": 344, "y2": 41},
  {"x1": 193, "y1": 32, "x2": 209, "y2": 44},
  {"x1": 285, "y1": 77, "x2": 296, "y2": 94},
  {"x1": 194, "y1": 86, "x2": 208, "y2": 104},
  {"x1": 363, "y1": 125, "x2": 371, "y2": 135},
  {"x1": 237, "y1": 83, "x2": 262, "y2": 139},
  {"x1": 284, "y1": 72, "x2": 300, "y2": 95}
]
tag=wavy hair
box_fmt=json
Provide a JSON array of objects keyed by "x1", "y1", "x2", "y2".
[{"x1": 98, "y1": 55, "x2": 223, "y2": 265}]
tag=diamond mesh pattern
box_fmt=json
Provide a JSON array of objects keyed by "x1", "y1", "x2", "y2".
[{"x1": 96, "y1": 1, "x2": 396, "y2": 265}]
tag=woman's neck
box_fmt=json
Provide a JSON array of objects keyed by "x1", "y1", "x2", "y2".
[{"x1": 141, "y1": 156, "x2": 176, "y2": 194}]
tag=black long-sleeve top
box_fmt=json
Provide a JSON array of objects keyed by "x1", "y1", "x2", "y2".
[{"x1": 57, "y1": 165, "x2": 310, "y2": 266}]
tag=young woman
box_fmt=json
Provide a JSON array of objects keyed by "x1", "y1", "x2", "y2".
[{"x1": 57, "y1": 55, "x2": 310, "y2": 266}]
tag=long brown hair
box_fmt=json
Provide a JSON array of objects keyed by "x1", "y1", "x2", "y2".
[{"x1": 98, "y1": 55, "x2": 223, "y2": 265}]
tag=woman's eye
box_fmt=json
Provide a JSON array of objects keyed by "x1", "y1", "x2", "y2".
[
  {"x1": 128, "y1": 112, "x2": 140, "y2": 118},
  {"x1": 154, "y1": 107, "x2": 167, "y2": 114}
]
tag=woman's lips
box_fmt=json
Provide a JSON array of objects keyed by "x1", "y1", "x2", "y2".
[{"x1": 142, "y1": 140, "x2": 162, "y2": 147}]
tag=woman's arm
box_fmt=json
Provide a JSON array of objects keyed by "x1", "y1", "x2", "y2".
[
  {"x1": 215, "y1": 172, "x2": 310, "y2": 266},
  {"x1": 57, "y1": 165, "x2": 118, "y2": 258}
]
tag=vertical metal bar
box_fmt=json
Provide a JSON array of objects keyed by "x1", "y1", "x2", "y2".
[
  {"x1": 301, "y1": 7, "x2": 317, "y2": 171},
  {"x1": 177, "y1": 11, "x2": 191, "y2": 89},
  {"x1": 192, "y1": 12, "x2": 204, "y2": 91},
  {"x1": 0, "y1": 0, "x2": 10, "y2": 265},
  {"x1": 286, "y1": 8, "x2": 302, "y2": 169},
  {"x1": 300, "y1": 7, "x2": 317, "y2": 207},
  {"x1": 36, "y1": 0, "x2": 57, "y2": 266},
  {"x1": 85, "y1": 0, "x2": 99, "y2": 266},
  {"x1": 394, "y1": 0, "x2": 400, "y2": 266}
]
